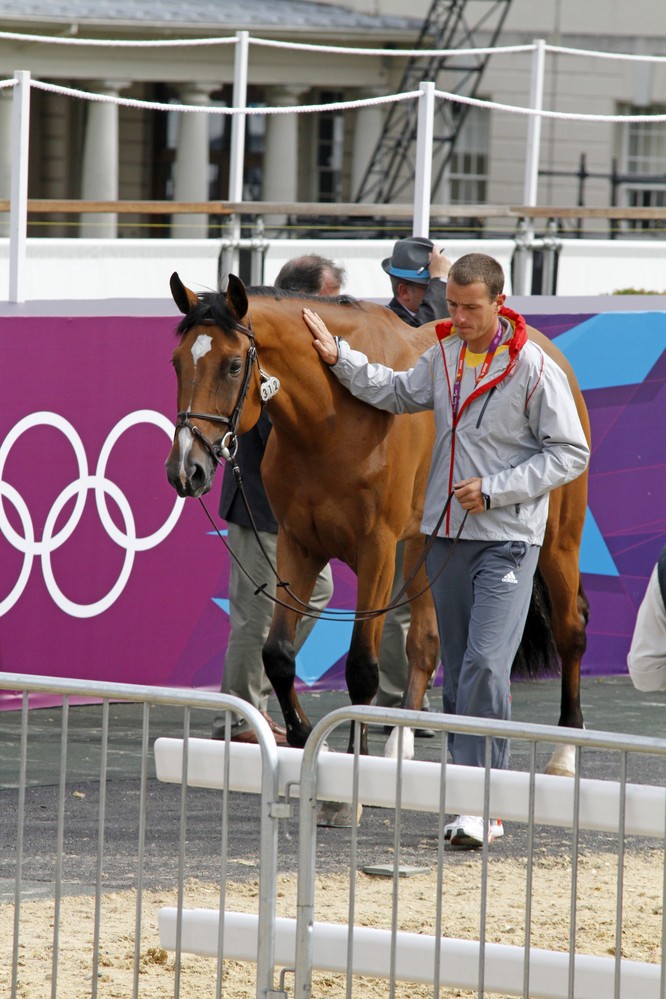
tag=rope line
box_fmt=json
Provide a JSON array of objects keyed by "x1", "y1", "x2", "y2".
[
  {"x1": 28, "y1": 78, "x2": 422, "y2": 114},
  {"x1": 433, "y1": 88, "x2": 666, "y2": 124},
  {"x1": 248, "y1": 38, "x2": 534, "y2": 58},
  {"x1": 0, "y1": 29, "x2": 236, "y2": 48},
  {"x1": 548, "y1": 44, "x2": 666, "y2": 63},
  {"x1": 23, "y1": 77, "x2": 666, "y2": 124}
]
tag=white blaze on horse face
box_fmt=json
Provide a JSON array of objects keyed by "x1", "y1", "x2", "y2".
[
  {"x1": 177, "y1": 332, "x2": 213, "y2": 487},
  {"x1": 191, "y1": 333, "x2": 213, "y2": 365},
  {"x1": 177, "y1": 427, "x2": 195, "y2": 488}
]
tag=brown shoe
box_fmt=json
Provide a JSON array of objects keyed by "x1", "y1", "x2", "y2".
[
  {"x1": 261, "y1": 711, "x2": 287, "y2": 738},
  {"x1": 229, "y1": 722, "x2": 289, "y2": 747}
]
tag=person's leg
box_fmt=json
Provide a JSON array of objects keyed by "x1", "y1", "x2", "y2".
[
  {"x1": 426, "y1": 537, "x2": 475, "y2": 725},
  {"x1": 219, "y1": 523, "x2": 277, "y2": 733},
  {"x1": 452, "y1": 540, "x2": 540, "y2": 769}
]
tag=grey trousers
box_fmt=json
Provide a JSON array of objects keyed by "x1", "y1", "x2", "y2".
[
  {"x1": 426, "y1": 537, "x2": 540, "y2": 769},
  {"x1": 376, "y1": 541, "x2": 434, "y2": 710},
  {"x1": 220, "y1": 522, "x2": 334, "y2": 732}
]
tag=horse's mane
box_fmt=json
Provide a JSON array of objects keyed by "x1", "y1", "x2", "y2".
[
  {"x1": 246, "y1": 285, "x2": 362, "y2": 308},
  {"x1": 175, "y1": 292, "x2": 245, "y2": 339}
]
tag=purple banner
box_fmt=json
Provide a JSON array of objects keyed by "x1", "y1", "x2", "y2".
[{"x1": 1, "y1": 304, "x2": 664, "y2": 709}]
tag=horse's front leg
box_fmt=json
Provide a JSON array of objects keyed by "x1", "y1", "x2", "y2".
[
  {"x1": 344, "y1": 615, "x2": 385, "y2": 756},
  {"x1": 262, "y1": 531, "x2": 326, "y2": 748}
]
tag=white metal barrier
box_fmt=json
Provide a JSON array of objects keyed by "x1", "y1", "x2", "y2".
[
  {"x1": 155, "y1": 705, "x2": 666, "y2": 999},
  {"x1": 0, "y1": 672, "x2": 282, "y2": 999},
  {"x1": 3, "y1": 676, "x2": 665, "y2": 998}
]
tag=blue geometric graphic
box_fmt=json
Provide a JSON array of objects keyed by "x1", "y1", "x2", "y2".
[
  {"x1": 579, "y1": 507, "x2": 619, "y2": 576},
  {"x1": 552, "y1": 313, "x2": 666, "y2": 390}
]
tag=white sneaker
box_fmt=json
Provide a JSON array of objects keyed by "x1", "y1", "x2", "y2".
[
  {"x1": 446, "y1": 814, "x2": 494, "y2": 848},
  {"x1": 490, "y1": 818, "x2": 504, "y2": 839},
  {"x1": 444, "y1": 816, "x2": 503, "y2": 841}
]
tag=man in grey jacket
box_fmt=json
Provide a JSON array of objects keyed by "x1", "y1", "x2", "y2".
[{"x1": 304, "y1": 252, "x2": 590, "y2": 848}]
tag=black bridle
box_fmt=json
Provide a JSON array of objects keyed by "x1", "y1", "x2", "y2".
[{"x1": 175, "y1": 316, "x2": 279, "y2": 462}]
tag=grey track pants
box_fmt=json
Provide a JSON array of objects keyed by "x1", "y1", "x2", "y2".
[{"x1": 426, "y1": 536, "x2": 540, "y2": 769}]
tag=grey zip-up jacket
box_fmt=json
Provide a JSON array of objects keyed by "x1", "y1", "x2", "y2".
[{"x1": 332, "y1": 308, "x2": 590, "y2": 546}]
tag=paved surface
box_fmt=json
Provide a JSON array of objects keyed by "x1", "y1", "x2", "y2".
[{"x1": 1, "y1": 677, "x2": 665, "y2": 902}]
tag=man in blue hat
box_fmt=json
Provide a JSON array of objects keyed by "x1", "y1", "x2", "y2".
[{"x1": 383, "y1": 235, "x2": 452, "y2": 327}]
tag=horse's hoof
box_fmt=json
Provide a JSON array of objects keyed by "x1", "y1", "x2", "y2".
[
  {"x1": 545, "y1": 743, "x2": 576, "y2": 777},
  {"x1": 316, "y1": 800, "x2": 363, "y2": 827},
  {"x1": 383, "y1": 726, "x2": 415, "y2": 761}
]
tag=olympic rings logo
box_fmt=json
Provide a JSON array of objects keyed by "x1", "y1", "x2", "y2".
[{"x1": 0, "y1": 410, "x2": 184, "y2": 619}]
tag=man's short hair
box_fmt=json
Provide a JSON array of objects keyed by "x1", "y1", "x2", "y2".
[
  {"x1": 274, "y1": 254, "x2": 346, "y2": 295},
  {"x1": 448, "y1": 253, "x2": 505, "y2": 299}
]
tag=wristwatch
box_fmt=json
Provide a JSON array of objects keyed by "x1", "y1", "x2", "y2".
[{"x1": 482, "y1": 493, "x2": 491, "y2": 510}]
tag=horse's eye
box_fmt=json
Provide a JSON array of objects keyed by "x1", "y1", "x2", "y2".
[{"x1": 229, "y1": 358, "x2": 242, "y2": 377}]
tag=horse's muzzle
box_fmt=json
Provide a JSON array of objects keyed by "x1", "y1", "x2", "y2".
[{"x1": 165, "y1": 436, "x2": 215, "y2": 498}]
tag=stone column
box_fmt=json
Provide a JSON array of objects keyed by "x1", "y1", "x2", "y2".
[
  {"x1": 0, "y1": 86, "x2": 14, "y2": 237},
  {"x1": 262, "y1": 86, "x2": 307, "y2": 233},
  {"x1": 351, "y1": 88, "x2": 385, "y2": 202},
  {"x1": 80, "y1": 80, "x2": 129, "y2": 238},
  {"x1": 172, "y1": 84, "x2": 214, "y2": 238}
]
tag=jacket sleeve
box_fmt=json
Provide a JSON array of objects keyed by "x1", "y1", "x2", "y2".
[
  {"x1": 627, "y1": 565, "x2": 666, "y2": 691},
  {"x1": 332, "y1": 338, "x2": 436, "y2": 414},
  {"x1": 481, "y1": 355, "x2": 590, "y2": 507}
]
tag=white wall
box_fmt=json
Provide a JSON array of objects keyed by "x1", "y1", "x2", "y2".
[{"x1": 1, "y1": 236, "x2": 665, "y2": 303}]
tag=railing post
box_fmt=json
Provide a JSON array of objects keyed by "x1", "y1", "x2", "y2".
[
  {"x1": 517, "y1": 40, "x2": 546, "y2": 295},
  {"x1": 220, "y1": 30, "x2": 249, "y2": 287},
  {"x1": 9, "y1": 70, "x2": 30, "y2": 304},
  {"x1": 523, "y1": 40, "x2": 545, "y2": 210},
  {"x1": 412, "y1": 81, "x2": 435, "y2": 239}
]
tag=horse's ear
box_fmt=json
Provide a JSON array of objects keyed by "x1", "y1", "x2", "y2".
[
  {"x1": 226, "y1": 274, "x2": 249, "y2": 322},
  {"x1": 170, "y1": 272, "x2": 199, "y2": 314}
]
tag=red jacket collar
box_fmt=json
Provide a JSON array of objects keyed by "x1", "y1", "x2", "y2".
[{"x1": 435, "y1": 306, "x2": 527, "y2": 361}]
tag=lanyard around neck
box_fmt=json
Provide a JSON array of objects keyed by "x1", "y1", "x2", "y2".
[{"x1": 451, "y1": 321, "x2": 503, "y2": 422}]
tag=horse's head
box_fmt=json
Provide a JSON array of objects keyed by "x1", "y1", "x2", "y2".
[{"x1": 165, "y1": 272, "x2": 264, "y2": 498}]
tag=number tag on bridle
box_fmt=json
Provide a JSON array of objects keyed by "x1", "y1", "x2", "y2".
[{"x1": 260, "y1": 375, "x2": 280, "y2": 403}]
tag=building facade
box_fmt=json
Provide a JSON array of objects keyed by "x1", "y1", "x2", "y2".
[{"x1": 0, "y1": 0, "x2": 665, "y2": 242}]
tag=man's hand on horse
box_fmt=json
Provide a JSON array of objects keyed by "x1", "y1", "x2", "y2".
[
  {"x1": 303, "y1": 308, "x2": 339, "y2": 365},
  {"x1": 453, "y1": 477, "x2": 485, "y2": 514}
]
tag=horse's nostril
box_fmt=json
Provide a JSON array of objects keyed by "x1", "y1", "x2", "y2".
[{"x1": 191, "y1": 465, "x2": 205, "y2": 489}]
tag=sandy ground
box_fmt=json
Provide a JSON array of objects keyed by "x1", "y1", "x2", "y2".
[{"x1": 2, "y1": 849, "x2": 663, "y2": 998}]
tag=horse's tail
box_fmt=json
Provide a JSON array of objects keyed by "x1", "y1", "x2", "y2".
[{"x1": 511, "y1": 568, "x2": 560, "y2": 679}]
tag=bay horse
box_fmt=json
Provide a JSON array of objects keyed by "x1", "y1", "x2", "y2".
[{"x1": 165, "y1": 273, "x2": 590, "y2": 777}]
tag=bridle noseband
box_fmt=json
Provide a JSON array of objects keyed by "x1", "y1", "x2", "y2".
[{"x1": 175, "y1": 315, "x2": 280, "y2": 463}]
